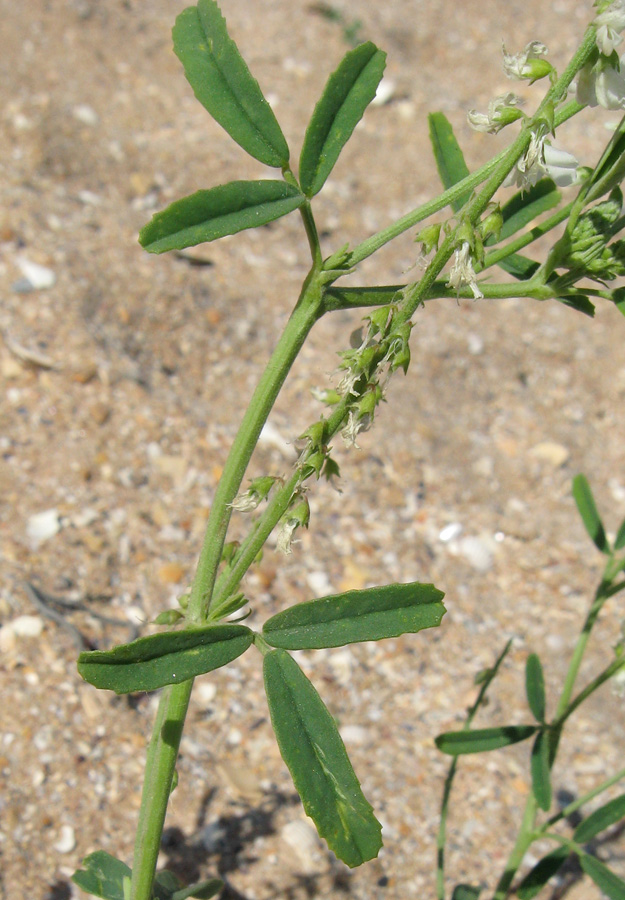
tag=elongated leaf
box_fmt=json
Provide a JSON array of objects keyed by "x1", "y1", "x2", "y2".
[
  {"x1": 572, "y1": 474, "x2": 610, "y2": 554},
  {"x1": 580, "y1": 853, "x2": 625, "y2": 900},
  {"x1": 517, "y1": 847, "x2": 569, "y2": 900},
  {"x1": 451, "y1": 886, "x2": 482, "y2": 900},
  {"x1": 498, "y1": 179, "x2": 560, "y2": 242},
  {"x1": 263, "y1": 582, "x2": 445, "y2": 650},
  {"x1": 428, "y1": 112, "x2": 471, "y2": 212},
  {"x1": 299, "y1": 42, "x2": 386, "y2": 196},
  {"x1": 557, "y1": 295, "x2": 595, "y2": 317},
  {"x1": 72, "y1": 851, "x2": 130, "y2": 900},
  {"x1": 324, "y1": 285, "x2": 404, "y2": 311},
  {"x1": 140, "y1": 181, "x2": 305, "y2": 254},
  {"x1": 497, "y1": 252, "x2": 540, "y2": 280},
  {"x1": 574, "y1": 793, "x2": 625, "y2": 843},
  {"x1": 435, "y1": 725, "x2": 537, "y2": 756},
  {"x1": 530, "y1": 730, "x2": 552, "y2": 811},
  {"x1": 615, "y1": 518, "x2": 625, "y2": 551},
  {"x1": 171, "y1": 878, "x2": 223, "y2": 900},
  {"x1": 173, "y1": 0, "x2": 289, "y2": 167},
  {"x1": 525, "y1": 654, "x2": 546, "y2": 722},
  {"x1": 78, "y1": 624, "x2": 253, "y2": 693},
  {"x1": 264, "y1": 649, "x2": 382, "y2": 867}
]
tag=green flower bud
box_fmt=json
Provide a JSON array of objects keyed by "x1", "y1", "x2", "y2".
[
  {"x1": 154, "y1": 609, "x2": 185, "y2": 626},
  {"x1": 415, "y1": 223, "x2": 442, "y2": 256}
]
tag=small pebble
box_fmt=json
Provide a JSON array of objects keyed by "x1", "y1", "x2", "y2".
[
  {"x1": 15, "y1": 257, "x2": 56, "y2": 290},
  {"x1": 457, "y1": 535, "x2": 495, "y2": 572},
  {"x1": 281, "y1": 819, "x2": 321, "y2": 873},
  {"x1": 11, "y1": 615, "x2": 45, "y2": 638},
  {"x1": 529, "y1": 441, "x2": 569, "y2": 467},
  {"x1": 439, "y1": 522, "x2": 463, "y2": 542},
  {"x1": 72, "y1": 103, "x2": 99, "y2": 125},
  {"x1": 53, "y1": 825, "x2": 76, "y2": 854},
  {"x1": 372, "y1": 77, "x2": 396, "y2": 106},
  {"x1": 27, "y1": 509, "x2": 61, "y2": 546},
  {"x1": 339, "y1": 724, "x2": 370, "y2": 745}
]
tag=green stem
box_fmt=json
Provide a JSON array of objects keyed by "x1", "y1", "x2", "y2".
[
  {"x1": 491, "y1": 794, "x2": 538, "y2": 900},
  {"x1": 186, "y1": 271, "x2": 325, "y2": 623},
  {"x1": 480, "y1": 202, "x2": 574, "y2": 273},
  {"x1": 437, "y1": 641, "x2": 512, "y2": 900},
  {"x1": 130, "y1": 680, "x2": 194, "y2": 900},
  {"x1": 541, "y1": 766, "x2": 625, "y2": 833},
  {"x1": 346, "y1": 100, "x2": 584, "y2": 270},
  {"x1": 554, "y1": 656, "x2": 625, "y2": 728}
]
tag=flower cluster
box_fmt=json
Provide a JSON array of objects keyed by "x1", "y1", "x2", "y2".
[
  {"x1": 505, "y1": 128, "x2": 581, "y2": 192},
  {"x1": 576, "y1": 1, "x2": 625, "y2": 108},
  {"x1": 565, "y1": 187, "x2": 625, "y2": 281}
]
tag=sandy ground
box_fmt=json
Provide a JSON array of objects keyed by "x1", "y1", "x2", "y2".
[{"x1": 1, "y1": 1, "x2": 624, "y2": 898}]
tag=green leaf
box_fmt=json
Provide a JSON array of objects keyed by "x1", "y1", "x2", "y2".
[
  {"x1": 172, "y1": 0, "x2": 289, "y2": 167},
  {"x1": 580, "y1": 853, "x2": 625, "y2": 900},
  {"x1": 324, "y1": 285, "x2": 404, "y2": 311},
  {"x1": 525, "y1": 654, "x2": 546, "y2": 722},
  {"x1": 77, "y1": 624, "x2": 253, "y2": 694},
  {"x1": 428, "y1": 112, "x2": 471, "y2": 212},
  {"x1": 574, "y1": 793, "x2": 625, "y2": 843},
  {"x1": 171, "y1": 878, "x2": 224, "y2": 900},
  {"x1": 140, "y1": 181, "x2": 305, "y2": 254},
  {"x1": 72, "y1": 851, "x2": 131, "y2": 900},
  {"x1": 497, "y1": 179, "x2": 561, "y2": 242},
  {"x1": 557, "y1": 295, "x2": 595, "y2": 317},
  {"x1": 435, "y1": 725, "x2": 537, "y2": 756},
  {"x1": 299, "y1": 41, "x2": 386, "y2": 197},
  {"x1": 264, "y1": 649, "x2": 382, "y2": 867},
  {"x1": 572, "y1": 474, "x2": 610, "y2": 554},
  {"x1": 496, "y1": 252, "x2": 540, "y2": 280},
  {"x1": 615, "y1": 518, "x2": 625, "y2": 551},
  {"x1": 530, "y1": 730, "x2": 552, "y2": 811},
  {"x1": 262, "y1": 581, "x2": 445, "y2": 650},
  {"x1": 517, "y1": 847, "x2": 569, "y2": 900},
  {"x1": 451, "y1": 886, "x2": 482, "y2": 900},
  {"x1": 154, "y1": 871, "x2": 182, "y2": 899}
]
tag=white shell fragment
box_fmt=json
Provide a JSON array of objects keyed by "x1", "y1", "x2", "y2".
[
  {"x1": 26, "y1": 509, "x2": 61, "y2": 546},
  {"x1": 16, "y1": 257, "x2": 56, "y2": 290},
  {"x1": 53, "y1": 825, "x2": 76, "y2": 854}
]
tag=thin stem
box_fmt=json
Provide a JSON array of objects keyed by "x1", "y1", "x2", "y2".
[
  {"x1": 541, "y1": 766, "x2": 625, "y2": 833},
  {"x1": 186, "y1": 272, "x2": 325, "y2": 623},
  {"x1": 130, "y1": 680, "x2": 194, "y2": 900},
  {"x1": 345, "y1": 100, "x2": 584, "y2": 270},
  {"x1": 480, "y1": 202, "x2": 574, "y2": 272},
  {"x1": 491, "y1": 794, "x2": 538, "y2": 900},
  {"x1": 555, "y1": 583, "x2": 607, "y2": 719},
  {"x1": 437, "y1": 641, "x2": 512, "y2": 900},
  {"x1": 554, "y1": 656, "x2": 625, "y2": 728}
]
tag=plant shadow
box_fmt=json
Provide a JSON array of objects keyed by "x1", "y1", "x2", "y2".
[{"x1": 159, "y1": 785, "x2": 354, "y2": 899}]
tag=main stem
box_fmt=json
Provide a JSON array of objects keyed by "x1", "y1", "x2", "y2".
[
  {"x1": 130, "y1": 680, "x2": 193, "y2": 900},
  {"x1": 187, "y1": 261, "x2": 324, "y2": 624}
]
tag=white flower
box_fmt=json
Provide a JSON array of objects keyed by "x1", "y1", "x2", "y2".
[
  {"x1": 341, "y1": 410, "x2": 366, "y2": 448},
  {"x1": 502, "y1": 41, "x2": 551, "y2": 81},
  {"x1": 447, "y1": 242, "x2": 483, "y2": 300},
  {"x1": 505, "y1": 132, "x2": 581, "y2": 191},
  {"x1": 276, "y1": 519, "x2": 298, "y2": 554},
  {"x1": 576, "y1": 53, "x2": 625, "y2": 108},
  {"x1": 229, "y1": 490, "x2": 261, "y2": 512},
  {"x1": 467, "y1": 93, "x2": 524, "y2": 134},
  {"x1": 595, "y1": 0, "x2": 625, "y2": 55}
]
